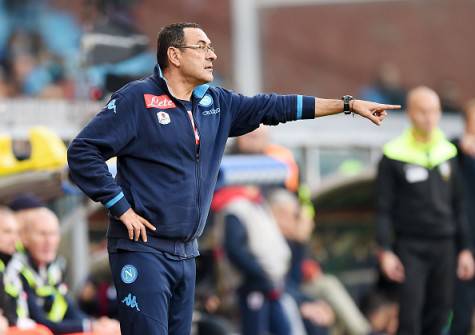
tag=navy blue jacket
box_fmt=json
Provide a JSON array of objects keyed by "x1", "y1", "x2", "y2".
[{"x1": 67, "y1": 65, "x2": 315, "y2": 257}]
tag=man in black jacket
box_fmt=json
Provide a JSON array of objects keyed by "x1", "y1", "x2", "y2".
[{"x1": 376, "y1": 86, "x2": 474, "y2": 335}]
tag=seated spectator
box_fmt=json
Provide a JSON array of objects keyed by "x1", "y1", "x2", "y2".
[
  {"x1": 0, "y1": 206, "x2": 52, "y2": 335},
  {"x1": 268, "y1": 189, "x2": 341, "y2": 335},
  {"x1": 268, "y1": 189, "x2": 370, "y2": 335},
  {"x1": 8, "y1": 197, "x2": 120, "y2": 335}
]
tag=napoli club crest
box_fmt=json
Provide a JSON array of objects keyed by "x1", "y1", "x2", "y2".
[{"x1": 121, "y1": 264, "x2": 138, "y2": 284}]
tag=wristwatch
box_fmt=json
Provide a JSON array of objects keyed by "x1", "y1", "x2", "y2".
[{"x1": 341, "y1": 95, "x2": 354, "y2": 115}]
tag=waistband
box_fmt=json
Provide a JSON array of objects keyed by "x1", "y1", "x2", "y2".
[{"x1": 107, "y1": 237, "x2": 199, "y2": 259}]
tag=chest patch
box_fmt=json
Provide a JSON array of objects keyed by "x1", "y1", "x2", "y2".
[
  {"x1": 157, "y1": 111, "x2": 171, "y2": 125},
  {"x1": 144, "y1": 94, "x2": 176, "y2": 109},
  {"x1": 404, "y1": 164, "x2": 428, "y2": 183}
]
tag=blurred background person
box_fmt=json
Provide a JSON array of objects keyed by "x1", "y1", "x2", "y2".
[
  {"x1": 268, "y1": 189, "x2": 335, "y2": 335},
  {"x1": 8, "y1": 198, "x2": 120, "y2": 335},
  {"x1": 451, "y1": 98, "x2": 475, "y2": 335},
  {"x1": 359, "y1": 63, "x2": 407, "y2": 110},
  {"x1": 268, "y1": 189, "x2": 370, "y2": 335},
  {"x1": 376, "y1": 86, "x2": 474, "y2": 334},
  {"x1": 0, "y1": 206, "x2": 53, "y2": 335},
  {"x1": 216, "y1": 185, "x2": 295, "y2": 335}
]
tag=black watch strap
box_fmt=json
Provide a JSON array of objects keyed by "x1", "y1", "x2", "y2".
[{"x1": 342, "y1": 95, "x2": 354, "y2": 115}]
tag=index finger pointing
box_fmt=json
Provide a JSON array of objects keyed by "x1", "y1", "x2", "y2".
[{"x1": 378, "y1": 104, "x2": 401, "y2": 110}]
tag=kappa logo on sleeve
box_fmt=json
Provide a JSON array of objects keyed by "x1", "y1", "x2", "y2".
[
  {"x1": 107, "y1": 99, "x2": 117, "y2": 113},
  {"x1": 144, "y1": 94, "x2": 176, "y2": 109}
]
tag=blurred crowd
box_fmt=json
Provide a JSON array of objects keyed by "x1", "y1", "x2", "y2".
[{"x1": 0, "y1": 0, "x2": 154, "y2": 101}]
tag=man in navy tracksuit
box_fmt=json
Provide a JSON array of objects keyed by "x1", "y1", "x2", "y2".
[{"x1": 67, "y1": 22, "x2": 399, "y2": 335}]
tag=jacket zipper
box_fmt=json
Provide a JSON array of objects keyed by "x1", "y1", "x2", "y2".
[{"x1": 186, "y1": 102, "x2": 201, "y2": 240}]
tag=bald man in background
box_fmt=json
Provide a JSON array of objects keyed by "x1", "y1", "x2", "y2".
[
  {"x1": 9, "y1": 204, "x2": 120, "y2": 335},
  {"x1": 375, "y1": 86, "x2": 474, "y2": 335}
]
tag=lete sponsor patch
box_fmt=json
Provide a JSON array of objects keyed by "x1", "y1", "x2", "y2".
[{"x1": 144, "y1": 94, "x2": 176, "y2": 109}]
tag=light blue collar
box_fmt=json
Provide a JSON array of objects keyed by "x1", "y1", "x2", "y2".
[
  {"x1": 193, "y1": 84, "x2": 210, "y2": 99},
  {"x1": 153, "y1": 64, "x2": 209, "y2": 100}
]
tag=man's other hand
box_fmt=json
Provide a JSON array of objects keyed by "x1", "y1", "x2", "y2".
[{"x1": 119, "y1": 208, "x2": 156, "y2": 242}]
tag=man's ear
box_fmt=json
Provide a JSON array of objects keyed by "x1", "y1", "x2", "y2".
[{"x1": 167, "y1": 47, "x2": 181, "y2": 68}]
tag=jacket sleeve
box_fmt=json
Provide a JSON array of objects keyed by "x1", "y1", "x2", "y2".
[
  {"x1": 223, "y1": 214, "x2": 275, "y2": 292},
  {"x1": 67, "y1": 93, "x2": 137, "y2": 218},
  {"x1": 216, "y1": 88, "x2": 315, "y2": 137},
  {"x1": 451, "y1": 158, "x2": 472, "y2": 251},
  {"x1": 375, "y1": 155, "x2": 396, "y2": 250}
]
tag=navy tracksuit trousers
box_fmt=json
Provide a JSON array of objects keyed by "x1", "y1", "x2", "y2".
[{"x1": 109, "y1": 250, "x2": 196, "y2": 335}]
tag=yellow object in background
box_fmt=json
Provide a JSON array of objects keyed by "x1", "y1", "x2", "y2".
[{"x1": 0, "y1": 126, "x2": 67, "y2": 176}]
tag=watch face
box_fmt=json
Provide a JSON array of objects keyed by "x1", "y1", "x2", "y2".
[{"x1": 342, "y1": 95, "x2": 353, "y2": 114}]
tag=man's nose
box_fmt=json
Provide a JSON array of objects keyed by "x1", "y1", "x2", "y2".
[{"x1": 208, "y1": 50, "x2": 217, "y2": 61}]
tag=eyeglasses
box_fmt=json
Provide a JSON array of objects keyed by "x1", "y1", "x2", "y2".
[{"x1": 174, "y1": 44, "x2": 215, "y2": 53}]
